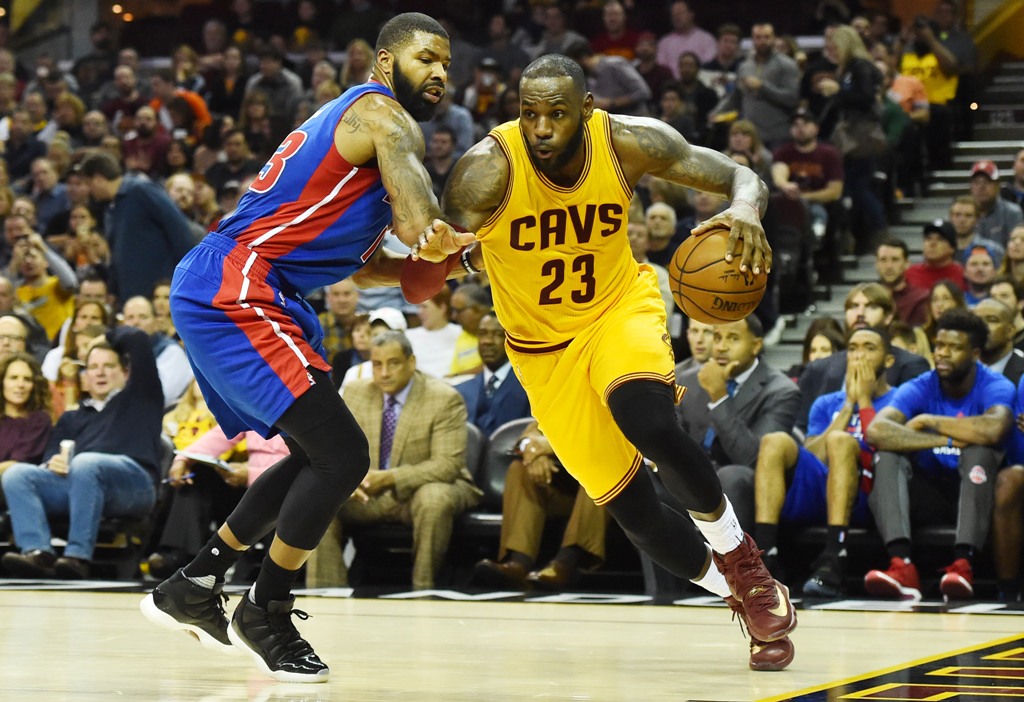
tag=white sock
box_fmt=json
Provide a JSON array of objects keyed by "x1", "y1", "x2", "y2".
[
  {"x1": 691, "y1": 497, "x2": 743, "y2": 555},
  {"x1": 691, "y1": 547, "x2": 730, "y2": 598},
  {"x1": 185, "y1": 574, "x2": 216, "y2": 589}
]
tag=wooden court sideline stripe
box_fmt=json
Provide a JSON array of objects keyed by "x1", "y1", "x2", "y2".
[{"x1": 756, "y1": 632, "x2": 1024, "y2": 702}]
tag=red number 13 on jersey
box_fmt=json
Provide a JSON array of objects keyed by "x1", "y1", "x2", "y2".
[{"x1": 250, "y1": 130, "x2": 308, "y2": 194}]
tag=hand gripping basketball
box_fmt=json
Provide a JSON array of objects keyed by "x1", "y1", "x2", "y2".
[
  {"x1": 690, "y1": 200, "x2": 772, "y2": 276},
  {"x1": 668, "y1": 225, "x2": 767, "y2": 324}
]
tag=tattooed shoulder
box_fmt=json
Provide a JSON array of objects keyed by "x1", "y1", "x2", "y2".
[
  {"x1": 630, "y1": 120, "x2": 686, "y2": 162},
  {"x1": 443, "y1": 139, "x2": 509, "y2": 225},
  {"x1": 340, "y1": 108, "x2": 363, "y2": 133},
  {"x1": 610, "y1": 115, "x2": 692, "y2": 183}
]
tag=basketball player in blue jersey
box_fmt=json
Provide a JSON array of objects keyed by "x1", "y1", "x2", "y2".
[{"x1": 140, "y1": 13, "x2": 473, "y2": 683}]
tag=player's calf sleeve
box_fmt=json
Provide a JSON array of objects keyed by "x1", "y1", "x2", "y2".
[
  {"x1": 607, "y1": 379, "x2": 722, "y2": 512},
  {"x1": 605, "y1": 467, "x2": 710, "y2": 580}
]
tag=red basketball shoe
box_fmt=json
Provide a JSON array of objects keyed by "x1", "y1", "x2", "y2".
[
  {"x1": 725, "y1": 596, "x2": 795, "y2": 671},
  {"x1": 864, "y1": 557, "x2": 921, "y2": 600},
  {"x1": 713, "y1": 533, "x2": 797, "y2": 643}
]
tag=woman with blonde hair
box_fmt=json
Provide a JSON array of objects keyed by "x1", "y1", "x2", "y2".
[
  {"x1": 727, "y1": 120, "x2": 773, "y2": 186},
  {"x1": 52, "y1": 92, "x2": 86, "y2": 146},
  {"x1": 0, "y1": 159, "x2": 15, "y2": 218},
  {"x1": 340, "y1": 38, "x2": 373, "y2": 90},
  {"x1": 172, "y1": 44, "x2": 205, "y2": 94},
  {"x1": 820, "y1": 24, "x2": 888, "y2": 254},
  {"x1": 163, "y1": 378, "x2": 218, "y2": 443}
]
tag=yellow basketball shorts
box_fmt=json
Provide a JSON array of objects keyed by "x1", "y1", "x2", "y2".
[{"x1": 507, "y1": 266, "x2": 684, "y2": 505}]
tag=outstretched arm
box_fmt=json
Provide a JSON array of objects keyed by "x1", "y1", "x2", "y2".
[
  {"x1": 611, "y1": 115, "x2": 771, "y2": 275},
  {"x1": 387, "y1": 139, "x2": 507, "y2": 300}
]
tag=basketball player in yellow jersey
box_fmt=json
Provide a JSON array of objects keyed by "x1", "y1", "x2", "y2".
[{"x1": 439, "y1": 54, "x2": 796, "y2": 670}]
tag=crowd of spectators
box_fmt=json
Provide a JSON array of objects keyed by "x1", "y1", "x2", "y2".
[{"x1": 2, "y1": 0, "x2": 1024, "y2": 600}]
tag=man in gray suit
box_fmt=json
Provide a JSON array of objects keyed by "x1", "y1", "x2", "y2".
[{"x1": 675, "y1": 315, "x2": 802, "y2": 530}]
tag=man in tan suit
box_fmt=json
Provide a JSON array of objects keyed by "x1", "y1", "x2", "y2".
[{"x1": 305, "y1": 331, "x2": 481, "y2": 590}]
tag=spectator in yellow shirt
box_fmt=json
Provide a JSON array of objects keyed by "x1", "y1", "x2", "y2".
[{"x1": 9, "y1": 224, "x2": 76, "y2": 341}]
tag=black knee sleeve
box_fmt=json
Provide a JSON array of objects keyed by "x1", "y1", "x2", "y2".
[
  {"x1": 227, "y1": 368, "x2": 370, "y2": 550},
  {"x1": 275, "y1": 369, "x2": 370, "y2": 492},
  {"x1": 607, "y1": 380, "x2": 722, "y2": 512}
]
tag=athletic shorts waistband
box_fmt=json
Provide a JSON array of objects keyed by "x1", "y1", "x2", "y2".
[
  {"x1": 199, "y1": 232, "x2": 283, "y2": 289},
  {"x1": 505, "y1": 335, "x2": 574, "y2": 355}
]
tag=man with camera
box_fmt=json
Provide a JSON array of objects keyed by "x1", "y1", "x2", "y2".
[{"x1": 899, "y1": 1, "x2": 977, "y2": 169}]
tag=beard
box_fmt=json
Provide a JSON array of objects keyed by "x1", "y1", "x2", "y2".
[
  {"x1": 938, "y1": 361, "x2": 972, "y2": 384},
  {"x1": 392, "y1": 60, "x2": 441, "y2": 122},
  {"x1": 527, "y1": 118, "x2": 585, "y2": 176}
]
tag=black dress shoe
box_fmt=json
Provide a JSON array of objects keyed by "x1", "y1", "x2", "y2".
[
  {"x1": 55, "y1": 556, "x2": 90, "y2": 580},
  {"x1": 2, "y1": 549, "x2": 57, "y2": 578},
  {"x1": 472, "y1": 559, "x2": 529, "y2": 589},
  {"x1": 147, "y1": 551, "x2": 188, "y2": 580}
]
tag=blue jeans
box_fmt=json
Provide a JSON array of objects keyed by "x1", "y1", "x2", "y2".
[{"x1": 1, "y1": 452, "x2": 155, "y2": 560}]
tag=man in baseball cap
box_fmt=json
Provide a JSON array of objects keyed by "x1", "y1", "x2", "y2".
[
  {"x1": 970, "y1": 160, "x2": 1023, "y2": 247},
  {"x1": 368, "y1": 307, "x2": 408, "y2": 332},
  {"x1": 905, "y1": 218, "x2": 965, "y2": 291},
  {"x1": 338, "y1": 308, "x2": 410, "y2": 389}
]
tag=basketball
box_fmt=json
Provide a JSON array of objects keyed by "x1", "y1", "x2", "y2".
[{"x1": 667, "y1": 226, "x2": 766, "y2": 324}]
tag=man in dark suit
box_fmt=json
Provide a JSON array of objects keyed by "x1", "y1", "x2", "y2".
[
  {"x1": 676, "y1": 314, "x2": 802, "y2": 529},
  {"x1": 456, "y1": 312, "x2": 531, "y2": 436},
  {"x1": 796, "y1": 283, "x2": 931, "y2": 436},
  {"x1": 305, "y1": 331, "x2": 482, "y2": 591},
  {"x1": 975, "y1": 298, "x2": 1024, "y2": 386}
]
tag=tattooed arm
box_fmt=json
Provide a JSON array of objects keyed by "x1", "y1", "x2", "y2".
[
  {"x1": 610, "y1": 115, "x2": 771, "y2": 275},
  {"x1": 336, "y1": 93, "x2": 470, "y2": 258},
  {"x1": 906, "y1": 406, "x2": 1012, "y2": 447},
  {"x1": 351, "y1": 137, "x2": 505, "y2": 289},
  {"x1": 430, "y1": 136, "x2": 511, "y2": 272},
  {"x1": 865, "y1": 406, "x2": 950, "y2": 452}
]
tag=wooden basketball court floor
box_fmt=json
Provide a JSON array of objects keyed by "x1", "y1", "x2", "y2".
[{"x1": 3, "y1": 585, "x2": 1024, "y2": 701}]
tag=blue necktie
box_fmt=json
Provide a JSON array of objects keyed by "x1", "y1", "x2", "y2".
[
  {"x1": 379, "y1": 395, "x2": 399, "y2": 469},
  {"x1": 702, "y1": 379, "x2": 738, "y2": 452},
  {"x1": 485, "y1": 373, "x2": 500, "y2": 398}
]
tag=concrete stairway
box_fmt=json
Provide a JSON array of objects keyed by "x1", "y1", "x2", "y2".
[{"x1": 762, "y1": 60, "x2": 1024, "y2": 374}]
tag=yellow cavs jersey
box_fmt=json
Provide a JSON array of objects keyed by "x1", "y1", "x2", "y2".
[
  {"x1": 900, "y1": 52, "x2": 958, "y2": 105},
  {"x1": 477, "y1": 109, "x2": 636, "y2": 353}
]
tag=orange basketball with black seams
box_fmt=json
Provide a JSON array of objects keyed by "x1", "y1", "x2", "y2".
[{"x1": 668, "y1": 226, "x2": 766, "y2": 324}]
